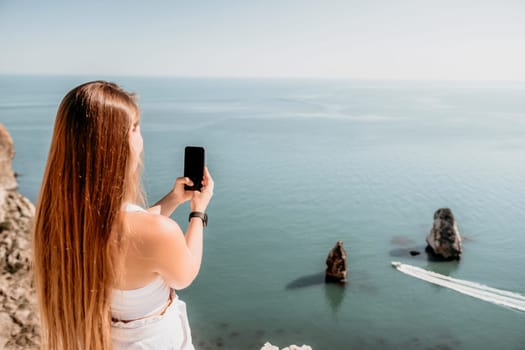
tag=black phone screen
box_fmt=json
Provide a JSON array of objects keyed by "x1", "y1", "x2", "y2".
[{"x1": 184, "y1": 146, "x2": 205, "y2": 191}]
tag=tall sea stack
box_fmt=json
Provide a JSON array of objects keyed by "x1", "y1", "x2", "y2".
[
  {"x1": 325, "y1": 240, "x2": 348, "y2": 284},
  {"x1": 426, "y1": 208, "x2": 462, "y2": 260}
]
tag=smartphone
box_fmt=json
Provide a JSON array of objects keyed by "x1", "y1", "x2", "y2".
[{"x1": 184, "y1": 146, "x2": 205, "y2": 191}]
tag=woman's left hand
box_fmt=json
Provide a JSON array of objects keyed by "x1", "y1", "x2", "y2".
[{"x1": 171, "y1": 177, "x2": 194, "y2": 206}]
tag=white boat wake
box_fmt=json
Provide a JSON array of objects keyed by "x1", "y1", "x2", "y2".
[{"x1": 391, "y1": 262, "x2": 525, "y2": 312}]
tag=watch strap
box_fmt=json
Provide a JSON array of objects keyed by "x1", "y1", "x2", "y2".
[{"x1": 189, "y1": 211, "x2": 208, "y2": 227}]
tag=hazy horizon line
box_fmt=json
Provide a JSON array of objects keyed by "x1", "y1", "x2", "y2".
[{"x1": 2, "y1": 72, "x2": 525, "y2": 84}]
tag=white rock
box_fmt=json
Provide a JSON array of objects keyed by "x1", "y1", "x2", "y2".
[
  {"x1": 262, "y1": 343, "x2": 313, "y2": 350},
  {"x1": 283, "y1": 346, "x2": 313, "y2": 350},
  {"x1": 261, "y1": 342, "x2": 279, "y2": 350}
]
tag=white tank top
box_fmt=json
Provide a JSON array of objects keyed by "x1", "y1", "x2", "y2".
[{"x1": 110, "y1": 203, "x2": 171, "y2": 321}]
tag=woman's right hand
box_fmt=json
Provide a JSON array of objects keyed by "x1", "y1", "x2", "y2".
[{"x1": 191, "y1": 167, "x2": 214, "y2": 212}]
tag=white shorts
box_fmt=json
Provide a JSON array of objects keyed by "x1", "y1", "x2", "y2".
[{"x1": 111, "y1": 294, "x2": 195, "y2": 350}]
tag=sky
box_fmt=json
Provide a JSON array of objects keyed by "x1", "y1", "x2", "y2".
[{"x1": 0, "y1": 0, "x2": 524, "y2": 80}]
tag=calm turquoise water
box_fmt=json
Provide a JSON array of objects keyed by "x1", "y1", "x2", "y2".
[{"x1": 1, "y1": 75, "x2": 525, "y2": 349}]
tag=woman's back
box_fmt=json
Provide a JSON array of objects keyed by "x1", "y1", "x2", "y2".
[
  {"x1": 111, "y1": 204, "x2": 170, "y2": 321},
  {"x1": 111, "y1": 203, "x2": 196, "y2": 349}
]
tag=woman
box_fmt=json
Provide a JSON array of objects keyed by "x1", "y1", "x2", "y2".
[{"x1": 33, "y1": 81, "x2": 213, "y2": 350}]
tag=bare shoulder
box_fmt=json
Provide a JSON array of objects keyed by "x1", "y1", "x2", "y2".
[
  {"x1": 118, "y1": 211, "x2": 186, "y2": 288},
  {"x1": 122, "y1": 207, "x2": 202, "y2": 289},
  {"x1": 123, "y1": 210, "x2": 184, "y2": 246}
]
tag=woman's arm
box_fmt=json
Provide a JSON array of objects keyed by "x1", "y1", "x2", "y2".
[
  {"x1": 133, "y1": 214, "x2": 203, "y2": 290},
  {"x1": 151, "y1": 177, "x2": 194, "y2": 216},
  {"x1": 140, "y1": 168, "x2": 214, "y2": 289}
]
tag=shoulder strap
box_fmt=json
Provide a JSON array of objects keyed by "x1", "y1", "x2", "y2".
[{"x1": 124, "y1": 203, "x2": 148, "y2": 213}]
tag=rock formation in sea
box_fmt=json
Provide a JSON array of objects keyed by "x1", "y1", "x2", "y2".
[
  {"x1": 325, "y1": 240, "x2": 347, "y2": 283},
  {"x1": 426, "y1": 208, "x2": 462, "y2": 260},
  {"x1": 0, "y1": 124, "x2": 40, "y2": 349}
]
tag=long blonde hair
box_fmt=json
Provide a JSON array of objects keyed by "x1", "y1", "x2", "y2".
[{"x1": 33, "y1": 81, "x2": 142, "y2": 350}]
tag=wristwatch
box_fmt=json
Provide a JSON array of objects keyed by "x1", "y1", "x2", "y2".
[{"x1": 189, "y1": 211, "x2": 208, "y2": 227}]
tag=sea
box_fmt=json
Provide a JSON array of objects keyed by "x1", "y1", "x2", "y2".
[{"x1": 1, "y1": 75, "x2": 524, "y2": 350}]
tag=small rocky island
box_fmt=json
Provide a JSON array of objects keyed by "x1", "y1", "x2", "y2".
[
  {"x1": 325, "y1": 240, "x2": 347, "y2": 284},
  {"x1": 0, "y1": 124, "x2": 40, "y2": 349},
  {"x1": 426, "y1": 208, "x2": 462, "y2": 260}
]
